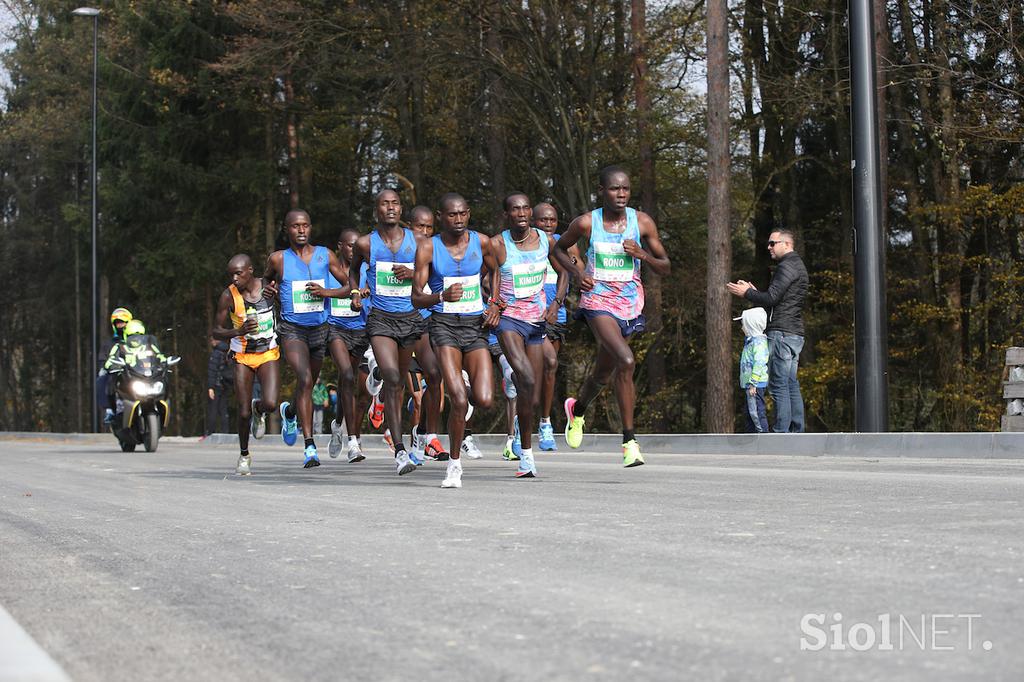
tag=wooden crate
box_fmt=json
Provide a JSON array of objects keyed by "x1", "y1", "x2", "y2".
[
  {"x1": 1006, "y1": 347, "x2": 1024, "y2": 366},
  {"x1": 1001, "y1": 415, "x2": 1024, "y2": 432}
]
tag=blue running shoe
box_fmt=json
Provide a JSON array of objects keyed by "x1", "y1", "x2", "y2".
[
  {"x1": 512, "y1": 415, "x2": 522, "y2": 458},
  {"x1": 303, "y1": 444, "x2": 321, "y2": 468},
  {"x1": 538, "y1": 421, "x2": 556, "y2": 451},
  {"x1": 408, "y1": 448, "x2": 424, "y2": 466},
  {"x1": 280, "y1": 401, "x2": 298, "y2": 446}
]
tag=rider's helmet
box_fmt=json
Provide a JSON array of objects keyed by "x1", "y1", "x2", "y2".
[
  {"x1": 110, "y1": 307, "x2": 132, "y2": 336},
  {"x1": 124, "y1": 320, "x2": 147, "y2": 346}
]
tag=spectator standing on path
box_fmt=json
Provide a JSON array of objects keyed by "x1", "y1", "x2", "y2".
[
  {"x1": 727, "y1": 229, "x2": 809, "y2": 432},
  {"x1": 312, "y1": 378, "x2": 329, "y2": 435},
  {"x1": 736, "y1": 308, "x2": 770, "y2": 433},
  {"x1": 206, "y1": 336, "x2": 234, "y2": 435}
]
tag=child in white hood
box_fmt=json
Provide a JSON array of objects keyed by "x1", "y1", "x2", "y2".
[{"x1": 737, "y1": 308, "x2": 769, "y2": 433}]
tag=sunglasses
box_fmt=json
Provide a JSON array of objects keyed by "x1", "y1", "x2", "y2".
[{"x1": 767, "y1": 240, "x2": 789, "y2": 247}]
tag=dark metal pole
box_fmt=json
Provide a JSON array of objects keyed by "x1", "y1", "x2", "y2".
[
  {"x1": 90, "y1": 14, "x2": 99, "y2": 433},
  {"x1": 849, "y1": 0, "x2": 889, "y2": 431}
]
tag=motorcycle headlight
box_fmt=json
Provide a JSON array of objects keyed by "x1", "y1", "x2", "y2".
[
  {"x1": 131, "y1": 380, "x2": 146, "y2": 396},
  {"x1": 131, "y1": 380, "x2": 163, "y2": 397},
  {"x1": 152, "y1": 381, "x2": 164, "y2": 394}
]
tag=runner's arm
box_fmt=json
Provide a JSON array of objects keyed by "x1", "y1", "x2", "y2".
[
  {"x1": 629, "y1": 212, "x2": 671, "y2": 276},
  {"x1": 411, "y1": 238, "x2": 440, "y2": 309}
]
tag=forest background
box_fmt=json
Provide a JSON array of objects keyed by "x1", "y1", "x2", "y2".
[{"x1": 2, "y1": 0, "x2": 1022, "y2": 435}]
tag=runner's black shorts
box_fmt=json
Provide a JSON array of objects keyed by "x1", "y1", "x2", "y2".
[
  {"x1": 277, "y1": 320, "x2": 328, "y2": 360},
  {"x1": 545, "y1": 319, "x2": 569, "y2": 344},
  {"x1": 429, "y1": 313, "x2": 489, "y2": 353},
  {"x1": 366, "y1": 309, "x2": 425, "y2": 348},
  {"x1": 327, "y1": 324, "x2": 369, "y2": 359}
]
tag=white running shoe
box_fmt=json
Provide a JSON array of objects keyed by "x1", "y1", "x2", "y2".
[
  {"x1": 395, "y1": 450, "x2": 416, "y2": 476},
  {"x1": 461, "y1": 434, "x2": 483, "y2": 459},
  {"x1": 410, "y1": 426, "x2": 425, "y2": 462},
  {"x1": 365, "y1": 355, "x2": 383, "y2": 396},
  {"x1": 441, "y1": 458, "x2": 463, "y2": 488},
  {"x1": 236, "y1": 454, "x2": 252, "y2": 476},
  {"x1": 250, "y1": 399, "x2": 266, "y2": 440},
  {"x1": 328, "y1": 419, "x2": 346, "y2": 458},
  {"x1": 346, "y1": 438, "x2": 365, "y2": 463}
]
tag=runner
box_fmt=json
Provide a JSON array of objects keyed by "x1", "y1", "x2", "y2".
[
  {"x1": 487, "y1": 192, "x2": 566, "y2": 478},
  {"x1": 412, "y1": 193, "x2": 495, "y2": 488},
  {"x1": 326, "y1": 228, "x2": 370, "y2": 463},
  {"x1": 211, "y1": 254, "x2": 280, "y2": 475},
  {"x1": 406, "y1": 204, "x2": 446, "y2": 464},
  {"x1": 533, "y1": 202, "x2": 576, "y2": 451},
  {"x1": 553, "y1": 166, "x2": 671, "y2": 467},
  {"x1": 263, "y1": 209, "x2": 351, "y2": 469},
  {"x1": 349, "y1": 190, "x2": 423, "y2": 476},
  {"x1": 489, "y1": 331, "x2": 520, "y2": 460}
]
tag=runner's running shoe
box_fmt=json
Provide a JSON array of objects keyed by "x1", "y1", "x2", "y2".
[
  {"x1": 347, "y1": 438, "x2": 365, "y2": 463},
  {"x1": 512, "y1": 415, "x2": 522, "y2": 457},
  {"x1": 410, "y1": 426, "x2": 425, "y2": 465},
  {"x1": 303, "y1": 444, "x2": 321, "y2": 468},
  {"x1": 461, "y1": 434, "x2": 483, "y2": 459},
  {"x1": 328, "y1": 419, "x2": 345, "y2": 458},
  {"x1": 515, "y1": 449, "x2": 536, "y2": 478},
  {"x1": 395, "y1": 450, "x2": 416, "y2": 476},
  {"x1": 425, "y1": 437, "x2": 450, "y2": 461},
  {"x1": 623, "y1": 439, "x2": 645, "y2": 468},
  {"x1": 501, "y1": 436, "x2": 519, "y2": 461},
  {"x1": 280, "y1": 402, "x2": 298, "y2": 446},
  {"x1": 250, "y1": 399, "x2": 266, "y2": 440},
  {"x1": 538, "y1": 421, "x2": 556, "y2": 451},
  {"x1": 564, "y1": 398, "x2": 585, "y2": 449},
  {"x1": 383, "y1": 429, "x2": 394, "y2": 450},
  {"x1": 441, "y1": 458, "x2": 463, "y2": 488},
  {"x1": 236, "y1": 454, "x2": 252, "y2": 476},
  {"x1": 367, "y1": 394, "x2": 385, "y2": 430}
]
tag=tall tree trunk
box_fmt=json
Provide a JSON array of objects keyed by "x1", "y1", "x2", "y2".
[
  {"x1": 283, "y1": 70, "x2": 300, "y2": 209},
  {"x1": 485, "y1": 1, "x2": 507, "y2": 228},
  {"x1": 706, "y1": 0, "x2": 733, "y2": 433},
  {"x1": 631, "y1": 0, "x2": 666, "y2": 428}
]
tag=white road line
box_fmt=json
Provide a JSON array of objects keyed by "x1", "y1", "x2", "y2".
[{"x1": 0, "y1": 604, "x2": 71, "y2": 682}]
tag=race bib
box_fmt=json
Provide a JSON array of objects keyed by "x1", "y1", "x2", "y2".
[
  {"x1": 593, "y1": 242, "x2": 635, "y2": 282},
  {"x1": 376, "y1": 262, "x2": 413, "y2": 297},
  {"x1": 545, "y1": 264, "x2": 558, "y2": 285},
  {"x1": 511, "y1": 262, "x2": 546, "y2": 299},
  {"x1": 291, "y1": 279, "x2": 326, "y2": 313},
  {"x1": 442, "y1": 275, "x2": 483, "y2": 314},
  {"x1": 330, "y1": 296, "x2": 360, "y2": 318},
  {"x1": 246, "y1": 308, "x2": 276, "y2": 338}
]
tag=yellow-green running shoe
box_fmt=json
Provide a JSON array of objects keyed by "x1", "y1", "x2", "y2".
[
  {"x1": 564, "y1": 398, "x2": 585, "y2": 449},
  {"x1": 501, "y1": 436, "x2": 520, "y2": 461},
  {"x1": 623, "y1": 439, "x2": 645, "y2": 467}
]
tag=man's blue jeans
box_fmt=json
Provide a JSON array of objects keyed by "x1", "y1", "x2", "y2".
[{"x1": 766, "y1": 331, "x2": 805, "y2": 432}]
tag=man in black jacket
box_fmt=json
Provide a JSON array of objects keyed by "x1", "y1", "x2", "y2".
[
  {"x1": 206, "y1": 336, "x2": 234, "y2": 435},
  {"x1": 727, "y1": 229, "x2": 809, "y2": 432}
]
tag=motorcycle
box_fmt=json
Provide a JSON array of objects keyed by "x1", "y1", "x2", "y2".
[{"x1": 106, "y1": 345, "x2": 180, "y2": 453}]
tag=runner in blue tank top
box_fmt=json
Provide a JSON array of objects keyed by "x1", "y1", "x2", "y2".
[
  {"x1": 533, "y1": 202, "x2": 578, "y2": 452},
  {"x1": 405, "y1": 206, "x2": 446, "y2": 465},
  {"x1": 349, "y1": 190, "x2": 425, "y2": 476},
  {"x1": 325, "y1": 227, "x2": 372, "y2": 464},
  {"x1": 552, "y1": 166, "x2": 671, "y2": 468},
  {"x1": 263, "y1": 209, "x2": 351, "y2": 469},
  {"x1": 486, "y1": 192, "x2": 566, "y2": 479},
  {"x1": 412, "y1": 193, "x2": 497, "y2": 489}
]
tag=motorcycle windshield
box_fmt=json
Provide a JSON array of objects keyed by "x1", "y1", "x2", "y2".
[{"x1": 126, "y1": 339, "x2": 160, "y2": 377}]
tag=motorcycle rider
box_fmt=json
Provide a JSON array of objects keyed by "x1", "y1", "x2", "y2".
[
  {"x1": 104, "y1": 320, "x2": 167, "y2": 373},
  {"x1": 99, "y1": 307, "x2": 133, "y2": 424}
]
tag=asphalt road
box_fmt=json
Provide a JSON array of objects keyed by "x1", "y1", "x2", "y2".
[{"x1": 1, "y1": 435, "x2": 1022, "y2": 681}]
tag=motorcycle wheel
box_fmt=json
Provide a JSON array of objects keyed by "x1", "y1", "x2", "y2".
[{"x1": 144, "y1": 412, "x2": 161, "y2": 453}]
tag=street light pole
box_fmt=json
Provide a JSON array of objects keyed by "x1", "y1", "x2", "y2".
[
  {"x1": 72, "y1": 7, "x2": 100, "y2": 432},
  {"x1": 848, "y1": 0, "x2": 890, "y2": 431}
]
